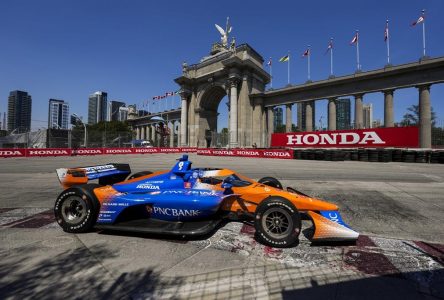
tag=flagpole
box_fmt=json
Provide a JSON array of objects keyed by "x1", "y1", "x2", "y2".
[
  {"x1": 356, "y1": 30, "x2": 360, "y2": 71},
  {"x1": 422, "y1": 9, "x2": 426, "y2": 57},
  {"x1": 307, "y1": 45, "x2": 311, "y2": 81},
  {"x1": 386, "y1": 19, "x2": 390, "y2": 65},
  {"x1": 288, "y1": 51, "x2": 290, "y2": 84},
  {"x1": 269, "y1": 57, "x2": 273, "y2": 88},
  {"x1": 330, "y1": 38, "x2": 334, "y2": 76}
]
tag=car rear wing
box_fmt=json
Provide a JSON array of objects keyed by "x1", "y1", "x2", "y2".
[{"x1": 56, "y1": 163, "x2": 131, "y2": 189}]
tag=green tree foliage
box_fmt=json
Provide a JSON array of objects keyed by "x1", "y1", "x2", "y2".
[
  {"x1": 72, "y1": 121, "x2": 133, "y2": 147},
  {"x1": 401, "y1": 105, "x2": 436, "y2": 126}
]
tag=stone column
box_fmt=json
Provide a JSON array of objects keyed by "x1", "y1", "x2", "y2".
[
  {"x1": 252, "y1": 97, "x2": 264, "y2": 147},
  {"x1": 328, "y1": 98, "x2": 337, "y2": 131},
  {"x1": 136, "y1": 127, "x2": 141, "y2": 140},
  {"x1": 354, "y1": 94, "x2": 364, "y2": 129},
  {"x1": 176, "y1": 121, "x2": 181, "y2": 147},
  {"x1": 418, "y1": 85, "x2": 431, "y2": 148},
  {"x1": 383, "y1": 90, "x2": 394, "y2": 127},
  {"x1": 267, "y1": 107, "x2": 274, "y2": 147},
  {"x1": 141, "y1": 126, "x2": 146, "y2": 140},
  {"x1": 179, "y1": 90, "x2": 190, "y2": 146},
  {"x1": 169, "y1": 121, "x2": 175, "y2": 147},
  {"x1": 285, "y1": 104, "x2": 292, "y2": 132},
  {"x1": 228, "y1": 76, "x2": 240, "y2": 148},
  {"x1": 305, "y1": 102, "x2": 313, "y2": 132},
  {"x1": 150, "y1": 124, "x2": 156, "y2": 143}
]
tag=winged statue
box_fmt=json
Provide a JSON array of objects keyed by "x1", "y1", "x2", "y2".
[{"x1": 215, "y1": 17, "x2": 232, "y2": 48}]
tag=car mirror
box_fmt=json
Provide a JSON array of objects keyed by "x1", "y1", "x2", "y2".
[{"x1": 221, "y1": 182, "x2": 233, "y2": 189}]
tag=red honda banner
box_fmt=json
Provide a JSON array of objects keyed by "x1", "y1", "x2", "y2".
[
  {"x1": 0, "y1": 148, "x2": 26, "y2": 158},
  {"x1": 26, "y1": 148, "x2": 72, "y2": 157},
  {"x1": 133, "y1": 148, "x2": 160, "y2": 154},
  {"x1": 197, "y1": 149, "x2": 294, "y2": 159},
  {"x1": 72, "y1": 148, "x2": 103, "y2": 156},
  {"x1": 271, "y1": 127, "x2": 419, "y2": 148},
  {"x1": 178, "y1": 148, "x2": 198, "y2": 153},
  {"x1": 103, "y1": 148, "x2": 133, "y2": 155}
]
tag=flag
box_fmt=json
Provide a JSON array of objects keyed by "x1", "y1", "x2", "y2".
[
  {"x1": 302, "y1": 48, "x2": 310, "y2": 57},
  {"x1": 350, "y1": 32, "x2": 359, "y2": 45},
  {"x1": 279, "y1": 55, "x2": 289, "y2": 62},
  {"x1": 384, "y1": 21, "x2": 389, "y2": 41},
  {"x1": 267, "y1": 57, "x2": 272, "y2": 66},
  {"x1": 325, "y1": 39, "x2": 333, "y2": 54},
  {"x1": 411, "y1": 15, "x2": 424, "y2": 26}
]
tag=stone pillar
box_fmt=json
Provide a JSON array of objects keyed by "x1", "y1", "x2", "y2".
[
  {"x1": 169, "y1": 121, "x2": 175, "y2": 147},
  {"x1": 252, "y1": 97, "x2": 264, "y2": 147},
  {"x1": 141, "y1": 126, "x2": 146, "y2": 140},
  {"x1": 229, "y1": 76, "x2": 240, "y2": 148},
  {"x1": 328, "y1": 98, "x2": 337, "y2": 131},
  {"x1": 267, "y1": 107, "x2": 274, "y2": 147},
  {"x1": 418, "y1": 85, "x2": 431, "y2": 148},
  {"x1": 176, "y1": 121, "x2": 181, "y2": 147},
  {"x1": 305, "y1": 102, "x2": 313, "y2": 132},
  {"x1": 285, "y1": 104, "x2": 292, "y2": 132},
  {"x1": 383, "y1": 90, "x2": 394, "y2": 127},
  {"x1": 354, "y1": 94, "x2": 364, "y2": 129},
  {"x1": 136, "y1": 127, "x2": 141, "y2": 140},
  {"x1": 151, "y1": 124, "x2": 156, "y2": 143},
  {"x1": 179, "y1": 90, "x2": 189, "y2": 146}
]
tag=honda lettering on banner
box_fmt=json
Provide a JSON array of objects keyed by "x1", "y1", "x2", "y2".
[
  {"x1": 27, "y1": 148, "x2": 72, "y2": 157},
  {"x1": 271, "y1": 127, "x2": 419, "y2": 148},
  {"x1": 133, "y1": 148, "x2": 160, "y2": 154},
  {"x1": 0, "y1": 149, "x2": 26, "y2": 158},
  {"x1": 104, "y1": 148, "x2": 133, "y2": 155},
  {"x1": 72, "y1": 148, "x2": 103, "y2": 156}
]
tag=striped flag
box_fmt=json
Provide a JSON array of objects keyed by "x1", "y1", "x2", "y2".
[
  {"x1": 411, "y1": 15, "x2": 425, "y2": 26},
  {"x1": 302, "y1": 48, "x2": 310, "y2": 57},
  {"x1": 326, "y1": 39, "x2": 333, "y2": 54},
  {"x1": 267, "y1": 57, "x2": 272, "y2": 66},
  {"x1": 350, "y1": 32, "x2": 359, "y2": 45},
  {"x1": 279, "y1": 55, "x2": 289, "y2": 62},
  {"x1": 384, "y1": 20, "x2": 389, "y2": 41}
]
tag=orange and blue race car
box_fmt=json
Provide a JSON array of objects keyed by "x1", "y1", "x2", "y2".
[{"x1": 54, "y1": 155, "x2": 358, "y2": 247}]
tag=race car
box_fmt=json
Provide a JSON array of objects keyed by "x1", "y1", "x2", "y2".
[{"x1": 54, "y1": 155, "x2": 358, "y2": 247}]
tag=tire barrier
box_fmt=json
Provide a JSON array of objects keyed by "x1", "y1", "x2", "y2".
[{"x1": 291, "y1": 148, "x2": 444, "y2": 164}]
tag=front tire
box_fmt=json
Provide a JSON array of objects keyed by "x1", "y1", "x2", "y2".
[
  {"x1": 258, "y1": 177, "x2": 283, "y2": 189},
  {"x1": 54, "y1": 184, "x2": 100, "y2": 233},
  {"x1": 254, "y1": 197, "x2": 301, "y2": 248}
]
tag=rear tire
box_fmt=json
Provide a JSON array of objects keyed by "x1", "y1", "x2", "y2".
[
  {"x1": 254, "y1": 197, "x2": 301, "y2": 248},
  {"x1": 127, "y1": 171, "x2": 153, "y2": 180},
  {"x1": 258, "y1": 177, "x2": 283, "y2": 189},
  {"x1": 54, "y1": 184, "x2": 100, "y2": 233}
]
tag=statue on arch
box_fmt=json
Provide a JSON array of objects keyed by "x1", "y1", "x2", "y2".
[{"x1": 215, "y1": 17, "x2": 232, "y2": 48}]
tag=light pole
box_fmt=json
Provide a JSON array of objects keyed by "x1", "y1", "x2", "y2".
[{"x1": 72, "y1": 113, "x2": 87, "y2": 147}]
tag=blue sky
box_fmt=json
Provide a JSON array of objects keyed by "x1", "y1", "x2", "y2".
[{"x1": 0, "y1": 0, "x2": 443, "y2": 131}]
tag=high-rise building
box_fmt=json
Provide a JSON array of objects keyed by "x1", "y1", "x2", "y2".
[
  {"x1": 297, "y1": 101, "x2": 316, "y2": 131},
  {"x1": 363, "y1": 103, "x2": 373, "y2": 128},
  {"x1": 8, "y1": 90, "x2": 32, "y2": 133},
  {"x1": 118, "y1": 107, "x2": 129, "y2": 121},
  {"x1": 48, "y1": 99, "x2": 69, "y2": 129},
  {"x1": 2, "y1": 112, "x2": 6, "y2": 130},
  {"x1": 107, "y1": 100, "x2": 126, "y2": 121},
  {"x1": 88, "y1": 91, "x2": 108, "y2": 125},
  {"x1": 336, "y1": 98, "x2": 351, "y2": 130},
  {"x1": 273, "y1": 107, "x2": 283, "y2": 130}
]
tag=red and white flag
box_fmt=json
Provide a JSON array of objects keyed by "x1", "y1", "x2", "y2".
[
  {"x1": 411, "y1": 15, "x2": 424, "y2": 26},
  {"x1": 267, "y1": 57, "x2": 272, "y2": 66},
  {"x1": 350, "y1": 32, "x2": 359, "y2": 45},
  {"x1": 302, "y1": 48, "x2": 310, "y2": 57},
  {"x1": 325, "y1": 39, "x2": 333, "y2": 54},
  {"x1": 384, "y1": 21, "x2": 389, "y2": 41}
]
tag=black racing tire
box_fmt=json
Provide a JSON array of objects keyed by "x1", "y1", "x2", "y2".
[
  {"x1": 258, "y1": 177, "x2": 283, "y2": 190},
  {"x1": 254, "y1": 197, "x2": 301, "y2": 248},
  {"x1": 54, "y1": 184, "x2": 101, "y2": 233},
  {"x1": 127, "y1": 171, "x2": 153, "y2": 180}
]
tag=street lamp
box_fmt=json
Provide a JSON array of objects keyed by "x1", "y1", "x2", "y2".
[{"x1": 72, "y1": 113, "x2": 87, "y2": 147}]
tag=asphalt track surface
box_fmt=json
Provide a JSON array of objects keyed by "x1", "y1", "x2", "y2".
[{"x1": 0, "y1": 154, "x2": 443, "y2": 299}]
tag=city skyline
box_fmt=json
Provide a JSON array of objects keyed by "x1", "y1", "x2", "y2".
[{"x1": 0, "y1": 1, "x2": 443, "y2": 131}]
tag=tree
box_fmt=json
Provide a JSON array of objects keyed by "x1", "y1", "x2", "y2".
[{"x1": 401, "y1": 105, "x2": 436, "y2": 126}]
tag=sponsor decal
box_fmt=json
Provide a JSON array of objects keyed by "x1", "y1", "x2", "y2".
[
  {"x1": 83, "y1": 164, "x2": 116, "y2": 174},
  {"x1": 153, "y1": 206, "x2": 201, "y2": 217},
  {"x1": 160, "y1": 148, "x2": 180, "y2": 153},
  {"x1": 236, "y1": 150, "x2": 260, "y2": 156},
  {"x1": 213, "y1": 150, "x2": 234, "y2": 155},
  {"x1": 271, "y1": 127, "x2": 419, "y2": 148},
  {"x1": 184, "y1": 182, "x2": 192, "y2": 189},
  {"x1": 73, "y1": 149, "x2": 103, "y2": 155},
  {"x1": 133, "y1": 148, "x2": 159, "y2": 153},
  {"x1": 197, "y1": 149, "x2": 212, "y2": 155},
  {"x1": 263, "y1": 151, "x2": 291, "y2": 158},
  {"x1": 136, "y1": 183, "x2": 160, "y2": 190}
]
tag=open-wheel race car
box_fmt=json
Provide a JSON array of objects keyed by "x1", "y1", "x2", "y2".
[{"x1": 55, "y1": 155, "x2": 358, "y2": 247}]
